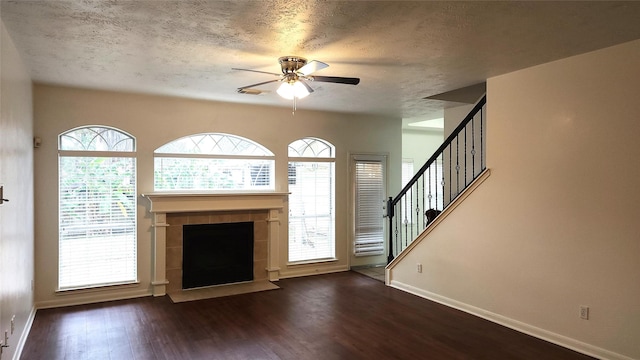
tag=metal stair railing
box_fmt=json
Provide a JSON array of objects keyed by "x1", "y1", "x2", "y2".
[{"x1": 386, "y1": 95, "x2": 486, "y2": 263}]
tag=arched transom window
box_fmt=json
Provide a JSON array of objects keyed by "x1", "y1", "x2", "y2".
[
  {"x1": 154, "y1": 133, "x2": 275, "y2": 191},
  {"x1": 58, "y1": 126, "x2": 137, "y2": 290},
  {"x1": 288, "y1": 138, "x2": 336, "y2": 262}
]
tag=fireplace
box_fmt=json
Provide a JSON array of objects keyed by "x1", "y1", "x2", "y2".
[
  {"x1": 164, "y1": 210, "x2": 268, "y2": 293},
  {"x1": 183, "y1": 222, "x2": 254, "y2": 289},
  {"x1": 143, "y1": 192, "x2": 288, "y2": 297}
]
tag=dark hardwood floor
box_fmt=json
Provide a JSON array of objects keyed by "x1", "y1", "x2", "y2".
[{"x1": 22, "y1": 272, "x2": 594, "y2": 360}]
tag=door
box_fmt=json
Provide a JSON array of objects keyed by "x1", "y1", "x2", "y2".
[{"x1": 350, "y1": 154, "x2": 387, "y2": 268}]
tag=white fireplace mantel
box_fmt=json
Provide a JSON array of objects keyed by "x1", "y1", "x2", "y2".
[
  {"x1": 142, "y1": 192, "x2": 289, "y2": 296},
  {"x1": 143, "y1": 192, "x2": 290, "y2": 213}
]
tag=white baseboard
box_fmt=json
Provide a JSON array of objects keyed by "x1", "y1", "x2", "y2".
[
  {"x1": 11, "y1": 305, "x2": 36, "y2": 360},
  {"x1": 278, "y1": 264, "x2": 349, "y2": 280},
  {"x1": 36, "y1": 288, "x2": 152, "y2": 309},
  {"x1": 389, "y1": 280, "x2": 634, "y2": 360}
]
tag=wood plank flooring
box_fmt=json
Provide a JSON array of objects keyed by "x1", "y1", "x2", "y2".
[{"x1": 21, "y1": 272, "x2": 595, "y2": 360}]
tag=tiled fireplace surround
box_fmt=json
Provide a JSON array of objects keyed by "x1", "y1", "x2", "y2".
[{"x1": 143, "y1": 193, "x2": 288, "y2": 296}]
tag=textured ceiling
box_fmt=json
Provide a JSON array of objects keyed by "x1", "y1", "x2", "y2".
[{"x1": 3, "y1": 1, "x2": 640, "y2": 119}]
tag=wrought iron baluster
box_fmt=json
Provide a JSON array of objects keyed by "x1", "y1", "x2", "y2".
[
  {"x1": 407, "y1": 185, "x2": 415, "y2": 241},
  {"x1": 394, "y1": 209, "x2": 399, "y2": 258},
  {"x1": 456, "y1": 135, "x2": 460, "y2": 196},
  {"x1": 421, "y1": 173, "x2": 425, "y2": 230},
  {"x1": 414, "y1": 181, "x2": 420, "y2": 237},
  {"x1": 481, "y1": 107, "x2": 484, "y2": 170},
  {"x1": 472, "y1": 115, "x2": 475, "y2": 178},
  {"x1": 448, "y1": 144, "x2": 452, "y2": 204},
  {"x1": 428, "y1": 165, "x2": 432, "y2": 210},
  {"x1": 464, "y1": 124, "x2": 468, "y2": 187},
  {"x1": 435, "y1": 157, "x2": 439, "y2": 211},
  {"x1": 403, "y1": 196, "x2": 408, "y2": 249}
]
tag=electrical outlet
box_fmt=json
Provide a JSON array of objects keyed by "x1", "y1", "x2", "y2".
[
  {"x1": 579, "y1": 305, "x2": 589, "y2": 320},
  {"x1": 417, "y1": 263, "x2": 422, "y2": 273}
]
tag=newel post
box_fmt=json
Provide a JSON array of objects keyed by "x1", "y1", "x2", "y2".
[{"x1": 386, "y1": 196, "x2": 395, "y2": 264}]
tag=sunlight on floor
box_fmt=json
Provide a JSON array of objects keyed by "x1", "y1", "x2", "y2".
[{"x1": 352, "y1": 266, "x2": 385, "y2": 282}]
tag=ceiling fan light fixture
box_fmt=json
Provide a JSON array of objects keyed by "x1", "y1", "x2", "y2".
[
  {"x1": 276, "y1": 82, "x2": 294, "y2": 99},
  {"x1": 235, "y1": 56, "x2": 359, "y2": 113},
  {"x1": 292, "y1": 81, "x2": 310, "y2": 99},
  {"x1": 277, "y1": 80, "x2": 309, "y2": 100}
]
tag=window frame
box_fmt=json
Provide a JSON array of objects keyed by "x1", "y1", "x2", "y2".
[
  {"x1": 58, "y1": 126, "x2": 138, "y2": 291},
  {"x1": 287, "y1": 138, "x2": 336, "y2": 263},
  {"x1": 153, "y1": 133, "x2": 275, "y2": 192}
]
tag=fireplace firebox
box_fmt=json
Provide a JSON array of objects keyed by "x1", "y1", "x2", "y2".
[{"x1": 182, "y1": 221, "x2": 254, "y2": 289}]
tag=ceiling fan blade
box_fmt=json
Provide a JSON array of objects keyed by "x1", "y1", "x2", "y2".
[
  {"x1": 237, "y1": 79, "x2": 281, "y2": 90},
  {"x1": 309, "y1": 76, "x2": 360, "y2": 85},
  {"x1": 232, "y1": 68, "x2": 281, "y2": 76},
  {"x1": 237, "y1": 88, "x2": 264, "y2": 95},
  {"x1": 298, "y1": 79, "x2": 314, "y2": 94},
  {"x1": 297, "y1": 60, "x2": 329, "y2": 76}
]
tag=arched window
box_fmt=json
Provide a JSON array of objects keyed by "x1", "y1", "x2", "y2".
[
  {"x1": 58, "y1": 126, "x2": 137, "y2": 290},
  {"x1": 288, "y1": 138, "x2": 335, "y2": 262},
  {"x1": 154, "y1": 133, "x2": 274, "y2": 191}
]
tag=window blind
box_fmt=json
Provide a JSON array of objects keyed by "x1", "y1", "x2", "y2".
[
  {"x1": 288, "y1": 161, "x2": 335, "y2": 262},
  {"x1": 287, "y1": 137, "x2": 336, "y2": 263},
  {"x1": 58, "y1": 126, "x2": 137, "y2": 290},
  {"x1": 354, "y1": 160, "x2": 385, "y2": 256},
  {"x1": 402, "y1": 160, "x2": 414, "y2": 187},
  {"x1": 401, "y1": 160, "x2": 415, "y2": 223},
  {"x1": 58, "y1": 156, "x2": 137, "y2": 289},
  {"x1": 154, "y1": 133, "x2": 275, "y2": 191},
  {"x1": 154, "y1": 157, "x2": 273, "y2": 191}
]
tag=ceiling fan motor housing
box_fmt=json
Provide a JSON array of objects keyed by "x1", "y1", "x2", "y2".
[{"x1": 279, "y1": 56, "x2": 307, "y2": 74}]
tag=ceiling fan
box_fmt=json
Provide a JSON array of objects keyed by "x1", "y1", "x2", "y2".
[{"x1": 233, "y1": 56, "x2": 360, "y2": 100}]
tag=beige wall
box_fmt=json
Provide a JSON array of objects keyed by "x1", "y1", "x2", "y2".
[
  {"x1": 444, "y1": 103, "x2": 474, "y2": 138},
  {"x1": 402, "y1": 128, "x2": 443, "y2": 168},
  {"x1": 0, "y1": 21, "x2": 35, "y2": 359},
  {"x1": 389, "y1": 39, "x2": 640, "y2": 360},
  {"x1": 33, "y1": 84, "x2": 402, "y2": 307}
]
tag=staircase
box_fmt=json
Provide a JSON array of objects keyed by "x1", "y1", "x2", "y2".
[{"x1": 386, "y1": 95, "x2": 487, "y2": 263}]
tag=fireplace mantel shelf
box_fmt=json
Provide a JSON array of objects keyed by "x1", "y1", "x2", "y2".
[{"x1": 142, "y1": 192, "x2": 289, "y2": 213}]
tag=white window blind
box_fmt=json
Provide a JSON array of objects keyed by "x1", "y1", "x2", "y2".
[
  {"x1": 354, "y1": 159, "x2": 385, "y2": 256},
  {"x1": 288, "y1": 138, "x2": 335, "y2": 262},
  {"x1": 402, "y1": 160, "x2": 414, "y2": 187},
  {"x1": 154, "y1": 133, "x2": 274, "y2": 191},
  {"x1": 426, "y1": 158, "x2": 445, "y2": 211},
  {"x1": 401, "y1": 159, "x2": 415, "y2": 223},
  {"x1": 58, "y1": 127, "x2": 137, "y2": 290}
]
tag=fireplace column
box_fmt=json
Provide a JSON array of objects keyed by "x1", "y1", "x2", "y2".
[
  {"x1": 151, "y1": 212, "x2": 170, "y2": 296},
  {"x1": 267, "y1": 209, "x2": 281, "y2": 281}
]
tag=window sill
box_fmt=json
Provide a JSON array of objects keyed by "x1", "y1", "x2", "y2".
[
  {"x1": 286, "y1": 258, "x2": 338, "y2": 266},
  {"x1": 56, "y1": 280, "x2": 140, "y2": 295}
]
